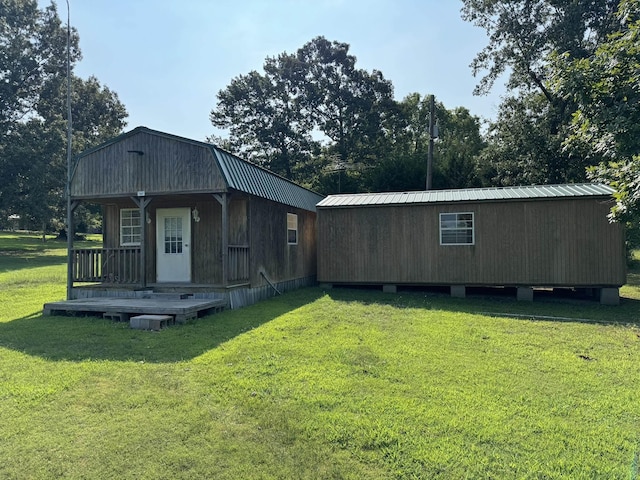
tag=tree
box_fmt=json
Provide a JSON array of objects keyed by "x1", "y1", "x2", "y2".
[
  {"x1": 1, "y1": 74, "x2": 127, "y2": 233},
  {"x1": 211, "y1": 37, "x2": 395, "y2": 190},
  {"x1": 0, "y1": 0, "x2": 127, "y2": 233},
  {"x1": 40, "y1": 74, "x2": 128, "y2": 153},
  {"x1": 462, "y1": 0, "x2": 620, "y2": 185},
  {"x1": 210, "y1": 58, "x2": 317, "y2": 181},
  {"x1": 552, "y1": 0, "x2": 640, "y2": 247},
  {"x1": 476, "y1": 92, "x2": 589, "y2": 186},
  {"x1": 366, "y1": 94, "x2": 485, "y2": 192},
  {"x1": 0, "y1": 0, "x2": 80, "y2": 132},
  {"x1": 2, "y1": 119, "x2": 65, "y2": 232},
  {"x1": 461, "y1": 0, "x2": 618, "y2": 97},
  {"x1": 435, "y1": 106, "x2": 486, "y2": 189},
  {"x1": 293, "y1": 37, "x2": 395, "y2": 167}
]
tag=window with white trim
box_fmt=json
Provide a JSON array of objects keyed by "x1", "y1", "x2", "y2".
[
  {"x1": 120, "y1": 208, "x2": 141, "y2": 246},
  {"x1": 287, "y1": 213, "x2": 298, "y2": 245},
  {"x1": 440, "y1": 212, "x2": 474, "y2": 245}
]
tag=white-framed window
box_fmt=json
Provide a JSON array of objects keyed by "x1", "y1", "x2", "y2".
[
  {"x1": 287, "y1": 213, "x2": 298, "y2": 245},
  {"x1": 440, "y1": 212, "x2": 474, "y2": 245},
  {"x1": 120, "y1": 208, "x2": 141, "y2": 246}
]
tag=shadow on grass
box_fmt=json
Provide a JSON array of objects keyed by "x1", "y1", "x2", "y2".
[
  {"x1": 323, "y1": 285, "x2": 640, "y2": 326},
  {"x1": 0, "y1": 289, "x2": 325, "y2": 363},
  {"x1": 0, "y1": 235, "x2": 101, "y2": 274},
  {"x1": 1, "y1": 285, "x2": 637, "y2": 364},
  {"x1": 0, "y1": 251, "x2": 67, "y2": 273}
]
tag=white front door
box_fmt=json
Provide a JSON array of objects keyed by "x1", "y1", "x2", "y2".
[{"x1": 156, "y1": 208, "x2": 191, "y2": 283}]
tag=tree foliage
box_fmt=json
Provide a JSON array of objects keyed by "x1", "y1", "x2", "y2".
[
  {"x1": 552, "y1": 0, "x2": 640, "y2": 245},
  {"x1": 435, "y1": 106, "x2": 486, "y2": 189},
  {"x1": 0, "y1": 0, "x2": 127, "y2": 232},
  {"x1": 210, "y1": 60, "x2": 317, "y2": 180},
  {"x1": 366, "y1": 94, "x2": 485, "y2": 192},
  {"x1": 462, "y1": 0, "x2": 620, "y2": 186},
  {"x1": 477, "y1": 92, "x2": 590, "y2": 186},
  {"x1": 211, "y1": 39, "x2": 484, "y2": 195},
  {"x1": 461, "y1": 0, "x2": 618, "y2": 97},
  {"x1": 292, "y1": 37, "x2": 395, "y2": 167},
  {"x1": 211, "y1": 36, "x2": 396, "y2": 188},
  {"x1": 0, "y1": 0, "x2": 79, "y2": 130}
]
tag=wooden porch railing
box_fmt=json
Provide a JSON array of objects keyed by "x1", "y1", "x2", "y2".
[
  {"x1": 228, "y1": 245, "x2": 250, "y2": 283},
  {"x1": 72, "y1": 248, "x2": 141, "y2": 284},
  {"x1": 73, "y1": 246, "x2": 248, "y2": 285}
]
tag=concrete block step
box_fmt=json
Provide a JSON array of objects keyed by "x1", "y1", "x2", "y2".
[{"x1": 130, "y1": 314, "x2": 174, "y2": 331}]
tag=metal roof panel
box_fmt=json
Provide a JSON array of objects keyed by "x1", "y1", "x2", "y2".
[
  {"x1": 212, "y1": 147, "x2": 324, "y2": 212},
  {"x1": 316, "y1": 184, "x2": 614, "y2": 208}
]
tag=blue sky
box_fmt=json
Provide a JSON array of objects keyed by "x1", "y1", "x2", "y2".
[{"x1": 57, "y1": 0, "x2": 506, "y2": 141}]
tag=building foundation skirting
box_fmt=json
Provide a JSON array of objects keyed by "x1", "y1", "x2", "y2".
[{"x1": 228, "y1": 276, "x2": 317, "y2": 309}]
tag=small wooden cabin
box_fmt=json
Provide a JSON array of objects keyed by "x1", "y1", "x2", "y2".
[
  {"x1": 67, "y1": 126, "x2": 324, "y2": 308},
  {"x1": 316, "y1": 184, "x2": 626, "y2": 304}
]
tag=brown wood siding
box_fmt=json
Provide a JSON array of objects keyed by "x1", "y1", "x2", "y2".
[
  {"x1": 317, "y1": 197, "x2": 626, "y2": 287},
  {"x1": 71, "y1": 131, "x2": 227, "y2": 198},
  {"x1": 249, "y1": 198, "x2": 317, "y2": 285},
  {"x1": 229, "y1": 196, "x2": 249, "y2": 245},
  {"x1": 190, "y1": 198, "x2": 223, "y2": 284}
]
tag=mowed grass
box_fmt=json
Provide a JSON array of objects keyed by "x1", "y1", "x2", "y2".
[{"x1": 1, "y1": 232, "x2": 640, "y2": 479}]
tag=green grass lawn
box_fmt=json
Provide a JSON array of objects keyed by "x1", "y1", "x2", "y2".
[{"x1": 1, "y1": 232, "x2": 640, "y2": 479}]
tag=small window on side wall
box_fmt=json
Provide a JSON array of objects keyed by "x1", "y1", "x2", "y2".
[
  {"x1": 120, "y1": 208, "x2": 141, "y2": 246},
  {"x1": 440, "y1": 212, "x2": 474, "y2": 245},
  {"x1": 287, "y1": 213, "x2": 298, "y2": 245}
]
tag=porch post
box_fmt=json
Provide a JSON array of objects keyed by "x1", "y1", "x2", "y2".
[
  {"x1": 66, "y1": 200, "x2": 79, "y2": 300},
  {"x1": 132, "y1": 196, "x2": 152, "y2": 288},
  {"x1": 213, "y1": 193, "x2": 229, "y2": 287}
]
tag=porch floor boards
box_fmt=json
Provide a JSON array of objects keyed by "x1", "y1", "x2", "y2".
[{"x1": 43, "y1": 297, "x2": 226, "y2": 324}]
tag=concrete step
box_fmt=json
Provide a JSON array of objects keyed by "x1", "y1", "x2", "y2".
[{"x1": 130, "y1": 314, "x2": 174, "y2": 331}]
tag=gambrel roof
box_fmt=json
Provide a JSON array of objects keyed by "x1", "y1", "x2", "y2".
[{"x1": 71, "y1": 126, "x2": 324, "y2": 212}]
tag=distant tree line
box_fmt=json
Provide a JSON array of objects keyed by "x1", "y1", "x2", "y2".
[{"x1": 0, "y1": 0, "x2": 127, "y2": 234}]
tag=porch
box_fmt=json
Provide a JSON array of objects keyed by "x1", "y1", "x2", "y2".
[
  {"x1": 43, "y1": 295, "x2": 226, "y2": 324},
  {"x1": 70, "y1": 244, "x2": 250, "y2": 286}
]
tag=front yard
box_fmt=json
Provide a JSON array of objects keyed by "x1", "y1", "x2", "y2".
[{"x1": 1, "y1": 232, "x2": 639, "y2": 479}]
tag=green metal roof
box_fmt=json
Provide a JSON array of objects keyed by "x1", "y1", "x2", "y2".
[
  {"x1": 316, "y1": 184, "x2": 615, "y2": 208},
  {"x1": 211, "y1": 147, "x2": 324, "y2": 212}
]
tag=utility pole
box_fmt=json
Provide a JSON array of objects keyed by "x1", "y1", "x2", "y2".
[{"x1": 426, "y1": 94, "x2": 435, "y2": 191}]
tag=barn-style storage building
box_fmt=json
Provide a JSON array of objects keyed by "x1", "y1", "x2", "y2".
[
  {"x1": 60, "y1": 126, "x2": 324, "y2": 309},
  {"x1": 316, "y1": 184, "x2": 626, "y2": 304}
]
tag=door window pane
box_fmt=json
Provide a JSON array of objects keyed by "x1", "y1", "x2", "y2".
[{"x1": 164, "y1": 217, "x2": 183, "y2": 254}]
